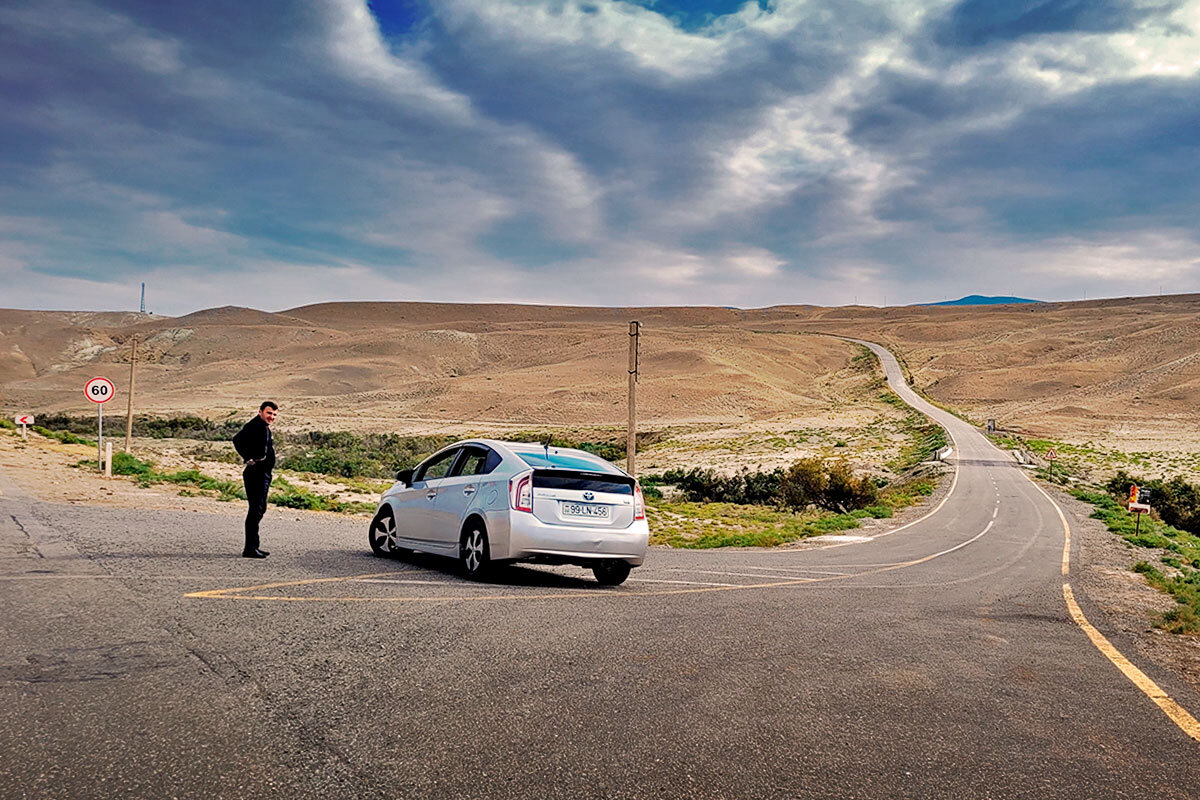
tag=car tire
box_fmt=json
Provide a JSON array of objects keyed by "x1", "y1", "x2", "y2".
[
  {"x1": 460, "y1": 523, "x2": 491, "y2": 580},
  {"x1": 592, "y1": 560, "x2": 631, "y2": 586},
  {"x1": 369, "y1": 506, "x2": 401, "y2": 557}
]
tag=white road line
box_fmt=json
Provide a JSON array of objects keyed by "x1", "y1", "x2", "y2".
[{"x1": 992, "y1": 507, "x2": 999, "y2": 519}]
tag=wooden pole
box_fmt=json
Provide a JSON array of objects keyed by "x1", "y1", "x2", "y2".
[
  {"x1": 627, "y1": 321, "x2": 639, "y2": 476},
  {"x1": 124, "y1": 337, "x2": 137, "y2": 453}
]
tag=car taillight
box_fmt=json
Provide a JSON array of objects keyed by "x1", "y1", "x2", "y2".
[
  {"x1": 510, "y1": 473, "x2": 533, "y2": 513},
  {"x1": 634, "y1": 484, "x2": 645, "y2": 520}
]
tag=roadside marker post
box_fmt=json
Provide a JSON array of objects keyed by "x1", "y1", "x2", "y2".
[
  {"x1": 84, "y1": 376, "x2": 115, "y2": 470},
  {"x1": 104, "y1": 442, "x2": 113, "y2": 478},
  {"x1": 13, "y1": 415, "x2": 33, "y2": 441}
]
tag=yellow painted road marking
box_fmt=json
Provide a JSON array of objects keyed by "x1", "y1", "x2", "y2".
[
  {"x1": 1025, "y1": 463, "x2": 1199, "y2": 745},
  {"x1": 185, "y1": 520, "x2": 997, "y2": 602},
  {"x1": 1063, "y1": 583, "x2": 1200, "y2": 742},
  {"x1": 1025, "y1": 479, "x2": 1071, "y2": 577}
]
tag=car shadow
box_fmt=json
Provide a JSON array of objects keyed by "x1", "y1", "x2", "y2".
[{"x1": 320, "y1": 548, "x2": 611, "y2": 590}]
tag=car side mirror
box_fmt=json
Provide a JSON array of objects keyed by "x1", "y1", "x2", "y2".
[{"x1": 395, "y1": 468, "x2": 414, "y2": 487}]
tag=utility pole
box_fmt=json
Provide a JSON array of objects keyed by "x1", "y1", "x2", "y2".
[
  {"x1": 627, "y1": 321, "x2": 640, "y2": 476},
  {"x1": 124, "y1": 336, "x2": 137, "y2": 452}
]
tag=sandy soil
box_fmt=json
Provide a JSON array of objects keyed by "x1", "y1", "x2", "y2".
[
  {"x1": 0, "y1": 430, "x2": 378, "y2": 517},
  {"x1": 4, "y1": 295, "x2": 1198, "y2": 480}
]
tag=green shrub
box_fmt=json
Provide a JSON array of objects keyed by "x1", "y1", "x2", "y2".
[
  {"x1": 0, "y1": 419, "x2": 15, "y2": 431},
  {"x1": 649, "y1": 466, "x2": 783, "y2": 505},
  {"x1": 33, "y1": 426, "x2": 94, "y2": 446},
  {"x1": 111, "y1": 451, "x2": 153, "y2": 476},
  {"x1": 1105, "y1": 470, "x2": 1200, "y2": 537}
]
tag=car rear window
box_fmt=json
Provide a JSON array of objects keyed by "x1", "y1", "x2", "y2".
[
  {"x1": 515, "y1": 450, "x2": 615, "y2": 473},
  {"x1": 532, "y1": 471, "x2": 634, "y2": 495}
]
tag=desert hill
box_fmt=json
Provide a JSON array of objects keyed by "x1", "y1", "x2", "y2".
[
  {"x1": 0, "y1": 303, "x2": 852, "y2": 436},
  {"x1": 2, "y1": 295, "x2": 1198, "y2": 464}
]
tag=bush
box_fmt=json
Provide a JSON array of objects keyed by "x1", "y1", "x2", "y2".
[
  {"x1": 33, "y1": 426, "x2": 94, "y2": 446},
  {"x1": 1105, "y1": 470, "x2": 1200, "y2": 537},
  {"x1": 648, "y1": 457, "x2": 880, "y2": 513},
  {"x1": 779, "y1": 457, "x2": 878, "y2": 512},
  {"x1": 650, "y1": 467, "x2": 783, "y2": 505},
  {"x1": 111, "y1": 451, "x2": 153, "y2": 476}
]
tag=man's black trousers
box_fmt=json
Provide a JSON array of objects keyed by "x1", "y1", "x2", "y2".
[{"x1": 243, "y1": 468, "x2": 271, "y2": 553}]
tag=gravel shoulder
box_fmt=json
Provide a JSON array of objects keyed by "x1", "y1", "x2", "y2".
[{"x1": 1050, "y1": 483, "x2": 1200, "y2": 696}]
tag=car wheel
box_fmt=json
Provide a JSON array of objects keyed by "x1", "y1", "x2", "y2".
[
  {"x1": 592, "y1": 560, "x2": 631, "y2": 586},
  {"x1": 369, "y1": 506, "x2": 400, "y2": 557},
  {"x1": 460, "y1": 523, "x2": 491, "y2": 580}
]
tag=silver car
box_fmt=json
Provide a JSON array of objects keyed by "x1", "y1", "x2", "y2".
[{"x1": 368, "y1": 439, "x2": 649, "y2": 585}]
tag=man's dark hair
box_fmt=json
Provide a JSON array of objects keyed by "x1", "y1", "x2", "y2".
[{"x1": 260, "y1": 401, "x2": 278, "y2": 412}]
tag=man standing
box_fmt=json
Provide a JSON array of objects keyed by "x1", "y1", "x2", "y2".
[{"x1": 233, "y1": 401, "x2": 277, "y2": 558}]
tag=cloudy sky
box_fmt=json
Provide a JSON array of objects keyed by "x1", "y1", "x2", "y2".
[{"x1": 2, "y1": 0, "x2": 1199, "y2": 314}]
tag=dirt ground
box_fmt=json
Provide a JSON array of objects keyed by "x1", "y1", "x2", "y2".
[{"x1": 0, "y1": 430, "x2": 376, "y2": 519}]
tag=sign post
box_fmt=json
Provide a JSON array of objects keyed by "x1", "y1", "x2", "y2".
[
  {"x1": 124, "y1": 336, "x2": 137, "y2": 453},
  {"x1": 84, "y1": 377, "x2": 115, "y2": 470},
  {"x1": 1130, "y1": 502, "x2": 1151, "y2": 534},
  {"x1": 627, "y1": 321, "x2": 640, "y2": 476},
  {"x1": 13, "y1": 415, "x2": 33, "y2": 441},
  {"x1": 1046, "y1": 448, "x2": 1058, "y2": 478}
]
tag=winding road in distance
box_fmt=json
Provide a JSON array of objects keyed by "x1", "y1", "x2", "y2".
[{"x1": 0, "y1": 339, "x2": 1198, "y2": 799}]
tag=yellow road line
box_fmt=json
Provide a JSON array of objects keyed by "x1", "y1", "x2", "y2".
[
  {"x1": 185, "y1": 520, "x2": 996, "y2": 602},
  {"x1": 1025, "y1": 468, "x2": 1200, "y2": 744},
  {"x1": 1063, "y1": 583, "x2": 1200, "y2": 742}
]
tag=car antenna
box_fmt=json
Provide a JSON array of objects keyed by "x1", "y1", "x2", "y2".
[{"x1": 540, "y1": 433, "x2": 553, "y2": 463}]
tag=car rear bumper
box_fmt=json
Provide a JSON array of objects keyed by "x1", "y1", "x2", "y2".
[{"x1": 506, "y1": 513, "x2": 648, "y2": 566}]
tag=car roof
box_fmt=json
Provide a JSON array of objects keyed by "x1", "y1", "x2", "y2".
[{"x1": 442, "y1": 439, "x2": 626, "y2": 475}]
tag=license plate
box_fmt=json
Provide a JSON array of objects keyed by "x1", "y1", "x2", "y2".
[{"x1": 561, "y1": 502, "x2": 610, "y2": 519}]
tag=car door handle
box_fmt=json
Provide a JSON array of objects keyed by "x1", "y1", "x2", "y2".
[
  {"x1": 463, "y1": 486, "x2": 476, "y2": 496},
  {"x1": 426, "y1": 491, "x2": 437, "y2": 501}
]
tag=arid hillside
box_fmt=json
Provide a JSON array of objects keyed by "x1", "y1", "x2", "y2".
[
  {"x1": 770, "y1": 294, "x2": 1200, "y2": 451},
  {"x1": 0, "y1": 303, "x2": 852, "y2": 435},
  {"x1": 3, "y1": 295, "x2": 1198, "y2": 474}
]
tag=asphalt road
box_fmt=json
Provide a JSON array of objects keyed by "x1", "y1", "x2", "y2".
[{"x1": 2, "y1": 342, "x2": 1199, "y2": 799}]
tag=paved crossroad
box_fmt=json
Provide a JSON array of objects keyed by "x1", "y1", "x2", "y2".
[{"x1": 1, "y1": 341, "x2": 1198, "y2": 799}]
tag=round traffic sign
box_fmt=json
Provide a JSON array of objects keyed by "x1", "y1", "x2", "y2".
[{"x1": 84, "y1": 376, "x2": 115, "y2": 404}]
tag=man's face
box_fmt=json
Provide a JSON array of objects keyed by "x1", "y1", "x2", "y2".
[{"x1": 260, "y1": 406, "x2": 277, "y2": 425}]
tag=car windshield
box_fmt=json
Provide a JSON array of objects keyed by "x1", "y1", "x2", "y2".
[{"x1": 514, "y1": 449, "x2": 618, "y2": 473}]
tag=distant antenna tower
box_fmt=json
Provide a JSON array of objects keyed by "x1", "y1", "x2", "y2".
[{"x1": 139, "y1": 282, "x2": 146, "y2": 314}]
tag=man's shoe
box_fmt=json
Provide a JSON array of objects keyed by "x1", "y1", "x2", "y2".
[{"x1": 242, "y1": 549, "x2": 269, "y2": 559}]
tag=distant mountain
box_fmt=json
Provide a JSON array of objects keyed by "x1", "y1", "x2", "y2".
[{"x1": 923, "y1": 295, "x2": 1042, "y2": 307}]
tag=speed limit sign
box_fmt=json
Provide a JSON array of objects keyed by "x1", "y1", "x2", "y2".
[{"x1": 84, "y1": 377, "x2": 115, "y2": 404}]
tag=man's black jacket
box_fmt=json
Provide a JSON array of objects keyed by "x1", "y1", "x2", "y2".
[{"x1": 233, "y1": 415, "x2": 275, "y2": 472}]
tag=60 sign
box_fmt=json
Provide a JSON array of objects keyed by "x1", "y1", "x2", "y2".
[{"x1": 84, "y1": 377, "x2": 115, "y2": 404}]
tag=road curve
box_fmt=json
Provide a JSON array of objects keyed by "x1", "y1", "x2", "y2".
[{"x1": 0, "y1": 340, "x2": 1198, "y2": 799}]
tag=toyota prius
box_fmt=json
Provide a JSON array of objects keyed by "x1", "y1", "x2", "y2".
[{"x1": 368, "y1": 439, "x2": 649, "y2": 585}]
